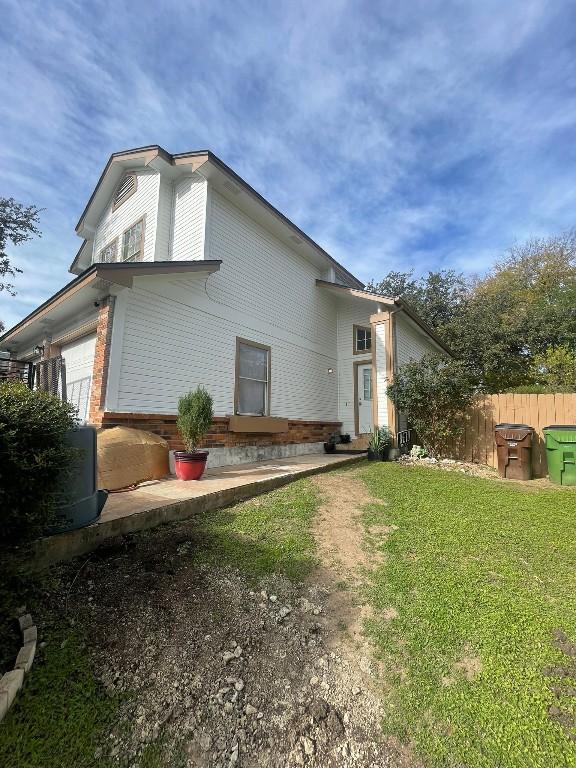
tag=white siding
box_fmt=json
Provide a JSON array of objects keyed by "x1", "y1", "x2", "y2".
[
  {"x1": 92, "y1": 170, "x2": 160, "y2": 264},
  {"x1": 395, "y1": 313, "x2": 440, "y2": 369},
  {"x1": 155, "y1": 175, "x2": 173, "y2": 261},
  {"x1": 206, "y1": 191, "x2": 335, "y2": 348},
  {"x1": 107, "y1": 189, "x2": 339, "y2": 421},
  {"x1": 336, "y1": 299, "x2": 380, "y2": 436},
  {"x1": 171, "y1": 175, "x2": 206, "y2": 261}
]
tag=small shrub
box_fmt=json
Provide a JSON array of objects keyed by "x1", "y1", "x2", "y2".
[
  {"x1": 0, "y1": 381, "x2": 78, "y2": 547},
  {"x1": 368, "y1": 426, "x2": 391, "y2": 455},
  {"x1": 388, "y1": 355, "x2": 476, "y2": 458},
  {"x1": 177, "y1": 386, "x2": 214, "y2": 452}
]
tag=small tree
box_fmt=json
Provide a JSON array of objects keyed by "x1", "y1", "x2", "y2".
[
  {"x1": 388, "y1": 355, "x2": 476, "y2": 458},
  {"x1": 0, "y1": 381, "x2": 78, "y2": 547},
  {"x1": 177, "y1": 387, "x2": 214, "y2": 452}
]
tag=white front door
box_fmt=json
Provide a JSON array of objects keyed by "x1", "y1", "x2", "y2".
[
  {"x1": 356, "y1": 363, "x2": 373, "y2": 434},
  {"x1": 61, "y1": 333, "x2": 97, "y2": 423}
]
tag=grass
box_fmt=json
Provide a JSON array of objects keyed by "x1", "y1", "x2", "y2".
[
  {"x1": 358, "y1": 462, "x2": 576, "y2": 768},
  {"x1": 0, "y1": 478, "x2": 319, "y2": 767},
  {"x1": 190, "y1": 477, "x2": 319, "y2": 580},
  {"x1": 0, "y1": 626, "x2": 118, "y2": 768}
]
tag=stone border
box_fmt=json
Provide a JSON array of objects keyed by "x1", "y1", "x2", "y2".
[{"x1": 0, "y1": 609, "x2": 37, "y2": 722}]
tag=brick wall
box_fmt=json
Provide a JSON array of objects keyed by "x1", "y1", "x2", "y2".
[
  {"x1": 97, "y1": 412, "x2": 341, "y2": 450},
  {"x1": 88, "y1": 296, "x2": 115, "y2": 425}
]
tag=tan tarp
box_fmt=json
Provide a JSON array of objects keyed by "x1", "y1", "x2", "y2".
[{"x1": 97, "y1": 427, "x2": 170, "y2": 490}]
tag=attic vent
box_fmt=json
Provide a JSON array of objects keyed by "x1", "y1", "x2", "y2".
[
  {"x1": 222, "y1": 180, "x2": 241, "y2": 195},
  {"x1": 334, "y1": 268, "x2": 348, "y2": 286},
  {"x1": 289, "y1": 235, "x2": 303, "y2": 245},
  {"x1": 113, "y1": 174, "x2": 137, "y2": 209}
]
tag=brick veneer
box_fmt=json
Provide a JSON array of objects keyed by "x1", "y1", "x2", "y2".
[
  {"x1": 88, "y1": 296, "x2": 115, "y2": 425},
  {"x1": 96, "y1": 412, "x2": 341, "y2": 450}
]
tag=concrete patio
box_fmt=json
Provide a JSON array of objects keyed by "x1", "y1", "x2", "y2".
[{"x1": 30, "y1": 452, "x2": 364, "y2": 570}]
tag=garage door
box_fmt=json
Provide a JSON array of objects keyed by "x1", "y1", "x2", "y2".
[{"x1": 61, "y1": 333, "x2": 97, "y2": 423}]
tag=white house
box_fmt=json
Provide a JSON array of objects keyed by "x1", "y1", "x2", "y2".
[{"x1": 0, "y1": 146, "x2": 448, "y2": 466}]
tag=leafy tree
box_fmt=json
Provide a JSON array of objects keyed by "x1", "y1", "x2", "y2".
[
  {"x1": 443, "y1": 232, "x2": 576, "y2": 391},
  {"x1": 0, "y1": 197, "x2": 42, "y2": 329},
  {"x1": 370, "y1": 231, "x2": 576, "y2": 392},
  {"x1": 367, "y1": 269, "x2": 470, "y2": 335},
  {"x1": 387, "y1": 355, "x2": 476, "y2": 458},
  {"x1": 531, "y1": 345, "x2": 576, "y2": 390}
]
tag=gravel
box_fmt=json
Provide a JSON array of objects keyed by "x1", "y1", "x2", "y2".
[{"x1": 65, "y1": 532, "x2": 413, "y2": 768}]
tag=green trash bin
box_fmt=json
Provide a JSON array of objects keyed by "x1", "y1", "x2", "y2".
[{"x1": 543, "y1": 425, "x2": 576, "y2": 486}]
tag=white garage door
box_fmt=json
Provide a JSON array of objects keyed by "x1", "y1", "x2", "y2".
[{"x1": 61, "y1": 333, "x2": 97, "y2": 423}]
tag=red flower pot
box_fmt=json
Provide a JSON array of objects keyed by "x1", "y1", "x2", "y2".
[{"x1": 174, "y1": 451, "x2": 209, "y2": 480}]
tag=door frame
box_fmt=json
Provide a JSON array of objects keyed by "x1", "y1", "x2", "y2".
[{"x1": 353, "y1": 359, "x2": 373, "y2": 436}]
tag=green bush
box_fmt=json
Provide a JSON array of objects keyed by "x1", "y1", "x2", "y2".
[
  {"x1": 176, "y1": 386, "x2": 214, "y2": 452},
  {"x1": 388, "y1": 355, "x2": 476, "y2": 458},
  {"x1": 0, "y1": 381, "x2": 78, "y2": 547}
]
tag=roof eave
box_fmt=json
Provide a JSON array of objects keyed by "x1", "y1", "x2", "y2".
[{"x1": 0, "y1": 260, "x2": 222, "y2": 348}]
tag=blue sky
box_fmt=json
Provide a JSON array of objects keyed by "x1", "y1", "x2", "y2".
[{"x1": 1, "y1": 0, "x2": 576, "y2": 329}]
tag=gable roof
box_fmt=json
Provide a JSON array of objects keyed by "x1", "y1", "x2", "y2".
[
  {"x1": 315, "y1": 279, "x2": 454, "y2": 356},
  {"x1": 74, "y1": 145, "x2": 364, "y2": 289}
]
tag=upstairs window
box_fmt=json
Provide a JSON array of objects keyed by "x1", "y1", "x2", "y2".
[
  {"x1": 97, "y1": 239, "x2": 117, "y2": 263},
  {"x1": 113, "y1": 174, "x2": 137, "y2": 210},
  {"x1": 121, "y1": 219, "x2": 144, "y2": 262},
  {"x1": 235, "y1": 338, "x2": 270, "y2": 416},
  {"x1": 354, "y1": 325, "x2": 372, "y2": 354}
]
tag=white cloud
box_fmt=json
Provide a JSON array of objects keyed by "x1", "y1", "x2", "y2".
[{"x1": 1, "y1": 0, "x2": 575, "y2": 327}]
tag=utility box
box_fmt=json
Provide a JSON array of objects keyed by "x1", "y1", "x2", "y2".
[
  {"x1": 494, "y1": 423, "x2": 534, "y2": 480},
  {"x1": 543, "y1": 425, "x2": 576, "y2": 486}
]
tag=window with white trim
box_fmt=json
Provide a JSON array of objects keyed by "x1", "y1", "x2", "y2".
[
  {"x1": 97, "y1": 239, "x2": 117, "y2": 263},
  {"x1": 236, "y1": 340, "x2": 270, "y2": 416},
  {"x1": 121, "y1": 220, "x2": 144, "y2": 262}
]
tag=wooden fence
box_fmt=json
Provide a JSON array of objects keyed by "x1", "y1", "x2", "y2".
[{"x1": 450, "y1": 394, "x2": 576, "y2": 477}]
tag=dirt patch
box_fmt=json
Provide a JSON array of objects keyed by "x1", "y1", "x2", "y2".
[
  {"x1": 63, "y1": 519, "x2": 413, "y2": 768},
  {"x1": 453, "y1": 654, "x2": 482, "y2": 681},
  {"x1": 311, "y1": 474, "x2": 379, "y2": 574}
]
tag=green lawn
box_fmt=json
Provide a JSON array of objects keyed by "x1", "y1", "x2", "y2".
[{"x1": 358, "y1": 462, "x2": 576, "y2": 768}]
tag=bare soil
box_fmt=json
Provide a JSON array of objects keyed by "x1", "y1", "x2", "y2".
[{"x1": 64, "y1": 472, "x2": 416, "y2": 768}]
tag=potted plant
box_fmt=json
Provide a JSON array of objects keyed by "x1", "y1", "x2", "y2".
[
  {"x1": 174, "y1": 386, "x2": 214, "y2": 480},
  {"x1": 367, "y1": 426, "x2": 392, "y2": 460},
  {"x1": 378, "y1": 426, "x2": 393, "y2": 460},
  {"x1": 340, "y1": 434, "x2": 351, "y2": 444},
  {"x1": 324, "y1": 433, "x2": 337, "y2": 453}
]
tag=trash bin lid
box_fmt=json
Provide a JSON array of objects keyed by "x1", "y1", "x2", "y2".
[
  {"x1": 543, "y1": 425, "x2": 576, "y2": 430},
  {"x1": 495, "y1": 423, "x2": 533, "y2": 430}
]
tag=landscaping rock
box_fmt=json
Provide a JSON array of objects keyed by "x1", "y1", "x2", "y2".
[
  {"x1": 62, "y1": 525, "x2": 408, "y2": 768},
  {"x1": 0, "y1": 669, "x2": 24, "y2": 721}
]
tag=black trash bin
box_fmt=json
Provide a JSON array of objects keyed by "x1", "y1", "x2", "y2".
[{"x1": 494, "y1": 423, "x2": 534, "y2": 480}]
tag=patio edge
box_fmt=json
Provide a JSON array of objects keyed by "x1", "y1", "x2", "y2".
[{"x1": 23, "y1": 454, "x2": 365, "y2": 571}]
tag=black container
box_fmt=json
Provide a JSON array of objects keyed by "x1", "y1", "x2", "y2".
[{"x1": 52, "y1": 426, "x2": 108, "y2": 533}]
